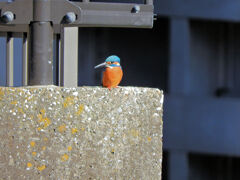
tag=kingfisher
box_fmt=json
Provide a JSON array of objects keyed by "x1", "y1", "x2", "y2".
[{"x1": 94, "y1": 55, "x2": 123, "y2": 90}]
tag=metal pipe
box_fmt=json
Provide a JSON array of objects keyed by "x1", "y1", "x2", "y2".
[
  {"x1": 29, "y1": 0, "x2": 53, "y2": 85},
  {"x1": 29, "y1": 22, "x2": 53, "y2": 85},
  {"x1": 82, "y1": 0, "x2": 90, "y2": 2}
]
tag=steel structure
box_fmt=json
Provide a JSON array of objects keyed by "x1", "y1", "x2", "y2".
[{"x1": 0, "y1": 0, "x2": 154, "y2": 86}]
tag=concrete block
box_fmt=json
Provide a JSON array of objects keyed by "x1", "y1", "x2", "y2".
[{"x1": 0, "y1": 86, "x2": 163, "y2": 179}]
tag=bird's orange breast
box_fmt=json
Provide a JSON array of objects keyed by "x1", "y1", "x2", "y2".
[{"x1": 102, "y1": 67, "x2": 123, "y2": 88}]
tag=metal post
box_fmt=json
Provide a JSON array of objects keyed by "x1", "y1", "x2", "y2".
[
  {"x1": 22, "y1": 33, "x2": 28, "y2": 86},
  {"x1": 82, "y1": 0, "x2": 90, "y2": 2},
  {"x1": 60, "y1": 27, "x2": 78, "y2": 87},
  {"x1": 6, "y1": 32, "x2": 14, "y2": 86},
  {"x1": 29, "y1": 0, "x2": 53, "y2": 85}
]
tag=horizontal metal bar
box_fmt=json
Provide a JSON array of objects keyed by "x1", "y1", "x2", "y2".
[
  {"x1": 0, "y1": 1, "x2": 153, "y2": 30},
  {"x1": 0, "y1": 32, "x2": 24, "y2": 38},
  {"x1": 0, "y1": 25, "x2": 28, "y2": 33},
  {"x1": 72, "y1": 2, "x2": 153, "y2": 28}
]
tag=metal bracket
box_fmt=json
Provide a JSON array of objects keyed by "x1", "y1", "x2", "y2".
[
  {"x1": 0, "y1": 0, "x2": 153, "y2": 29},
  {"x1": 51, "y1": 0, "x2": 81, "y2": 24},
  {"x1": 0, "y1": 0, "x2": 81, "y2": 25},
  {"x1": 0, "y1": 0, "x2": 33, "y2": 24}
]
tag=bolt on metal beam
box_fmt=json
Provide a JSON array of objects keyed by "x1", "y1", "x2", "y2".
[
  {"x1": 62, "y1": 12, "x2": 77, "y2": 24},
  {"x1": 1, "y1": 11, "x2": 14, "y2": 23}
]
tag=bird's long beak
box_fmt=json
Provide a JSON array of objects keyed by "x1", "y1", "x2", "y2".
[
  {"x1": 94, "y1": 62, "x2": 106, "y2": 69},
  {"x1": 94, "y1": 62, "x2": 113, "y2": 69}
]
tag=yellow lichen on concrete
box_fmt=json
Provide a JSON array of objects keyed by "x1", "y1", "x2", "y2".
[
  {"x1": 61, "y1": 154, "x2": 69, "y2": 162},
  {"x1": 10, "y1": 101, "x2": 18, "y2": 105},
  {"x1": 30, "y1": 141, "x2": 35, "y2": 147},
  {"x1": 43, "y1": 118, "x2": 51, "y2": 128},
  {"x1": 67, "y1": 146, "x2": 72, "y2": 151},
  {"x1": 63, "y1": 96, "x2": 75, "y2": 108},
  {"x1": 147, "y1": 136, "x2": 152, "y2": 142},
  {"x1": 17, "y1": 108, "x2": 24, "y2": 114},
  {"x1": 0, "y1": 89, "x2": 4, "y2": 100},
  {"x1": 37, "y1": 165, "x2": 46, "y2": 171},
  {"x1": 76, "y1": 104, "x2": 84, "y2": 115},
  {"x1": 40, "y1": 109, "x2": 46, "y2": 115},
  {"x1": 71, "y1": 128, "x2": 78, "y2": 134},
  {"x1": 58, "y1": 124, "x2": 66, "y2": 133},
  {"x1": 130, "y1": 129, "x2": 140, "y2": 138},
  {"x1": 27, "y1": 162, "x2": 33, "y2": 168},
  {"x1": 38, "y1": 111, "x2": 51, "y2": 129},
  {"x1": 0, "y1": 86, "x2": 163, "y2": 179}
]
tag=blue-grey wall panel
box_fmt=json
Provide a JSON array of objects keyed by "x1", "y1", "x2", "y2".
[
  {"x1": 13, "y1": 38, "x2": 22, "y2": 87},
  {"x1": 156, "y1": 0, "x2": 240, "y2": 22},
  {"x1": 164, "y1": 95, "x2": 240, "y2": 156}
]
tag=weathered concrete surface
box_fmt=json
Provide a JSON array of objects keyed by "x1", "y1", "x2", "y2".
[{"x1": 0, "y1": 86, "x2": 163, "y2": 179}]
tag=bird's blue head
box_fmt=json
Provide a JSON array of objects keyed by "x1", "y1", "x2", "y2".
[
  {"x1": 105, "y1": 55, "x2": 120, "y2": 63},
  {"x1": 94, "y1": 55, "x2": 121, "y2": 69}
]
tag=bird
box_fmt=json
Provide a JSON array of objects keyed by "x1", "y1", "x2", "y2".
[{"x1": 94, "y1": 55, "x2": 123, "y2": 90}]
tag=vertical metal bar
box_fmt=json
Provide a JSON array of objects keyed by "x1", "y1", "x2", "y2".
[
  {"x1": 6, "y1": 32, "x2": 14, "y2": 87},
  {"x1": 55, "y1": 34, "x2": 61, "y2": 86},
  {"x1": 145, "y1": 0, "x2": 153, "y2": 5},
  {"x1": 22, "y1": 33, "x2": 28, "y2": 86},
  {"x1": 60, "y1": 27, "x2": 78, "y2": 87},
  {"x1": 29, "y1": 22, "x2": 53, "y2": 85}
]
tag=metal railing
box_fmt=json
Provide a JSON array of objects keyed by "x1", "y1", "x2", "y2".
[{"x1": 0, "y1": 0, "x2": 154, "y2": 87}]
